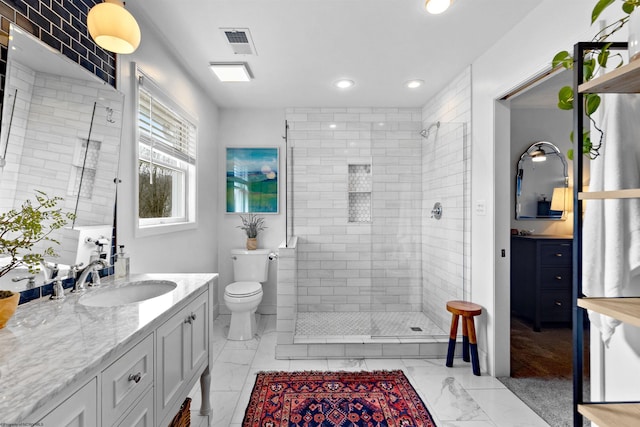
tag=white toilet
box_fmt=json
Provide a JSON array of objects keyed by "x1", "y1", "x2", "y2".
[{"x1": 224, "y1": 248, "x2": 271, "y2": 340}]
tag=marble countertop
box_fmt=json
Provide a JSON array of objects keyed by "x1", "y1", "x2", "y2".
[{"x1": 0, "y1": 272, "x2": 217, "y2": 423}]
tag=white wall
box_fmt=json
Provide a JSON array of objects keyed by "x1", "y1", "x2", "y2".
[
  {"x1": 116, "y1": 7, "x2": 219, "y2": 275},
  {"x1": 510, "y1": 107, "x2": 573, "y2": 236},
  {"x1": 472, "y1": 0, "x2": 598, "y2": 376},
  {"x1": 217, "y1": 108, "x2": 286, "y2": 315}
]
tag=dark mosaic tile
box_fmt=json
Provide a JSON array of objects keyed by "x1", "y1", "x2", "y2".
[
  {"x1": 40, "y1": 29, "x2": 60, "y2": 50},
  {"x1": 27, "y1": 8, "x2": 49, "y2": 31},
  {"x1": 79, "y1": 56, "x2": 94, "y2": 73},
  {"x1": 62, "y1": 43, "x2": 78, "y2": 62},
  {"x1": 18, "y1": 287, "x2": 40, "y2": 304},
  {"x1": 40, "y1": 4, "x2": 60, "y2": 27},
  {"x1": 52, "y1": 24, "x2": 70, "y2": 45}
]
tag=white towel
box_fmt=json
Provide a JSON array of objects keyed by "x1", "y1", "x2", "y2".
[{"x1": 582, "y1": 93, "x2": 640, "y2": 345}]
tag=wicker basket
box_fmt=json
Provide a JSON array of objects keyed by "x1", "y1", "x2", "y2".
[{"x1": 169, "y1": 397, "x2": 191, "y2": 427}]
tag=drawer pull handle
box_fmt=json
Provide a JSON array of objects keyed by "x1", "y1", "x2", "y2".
[
  {"x1": 128, "y1": 372, "x2": 142, "y2": 383},
  {"x1": 185, "y1": 316, "x2": 192, "y2": 324},
  {"x1": 554, "y1": 301, "x2": 562, "y2": 306},
  {"x1": 191, "y1": 313, "x2": 197, "y2": 321},
  {"x1": 555, "y1": 275, "x2": 562, "y2": 280},
  {"x1": 555, "y1": 253, "x2": 563, "y2": 257}
]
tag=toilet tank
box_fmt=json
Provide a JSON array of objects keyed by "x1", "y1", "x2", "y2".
[{"x1": 231, "y1": 249, "x2": 270, "y2": 282}]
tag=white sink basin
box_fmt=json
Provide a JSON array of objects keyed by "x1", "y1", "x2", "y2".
[{"x1": 79, "y1": 280, "x2": 177, "y2": 307}]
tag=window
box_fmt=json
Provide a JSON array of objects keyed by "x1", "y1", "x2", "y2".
[{"x1": 135, "y1": 68, "x2": 197, "y2": 233}]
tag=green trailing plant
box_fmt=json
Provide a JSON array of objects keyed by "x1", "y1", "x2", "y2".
[
  {"x1": 237, "y1": 214, "x2": 266, "y2": 238},
  {"x1": 0, "y1": 290, "x2": 14, "y2": 299},
  {"x1": 0, "y1": 191, "x2": 75, "y2": 279},
  {"x1": 552, "y1": 0, "x2": 640, "y2": 159}
]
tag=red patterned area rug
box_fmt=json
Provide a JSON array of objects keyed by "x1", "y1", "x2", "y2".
[{"x1": 242, "y1": 370, "x2": 437, "y2": 426}]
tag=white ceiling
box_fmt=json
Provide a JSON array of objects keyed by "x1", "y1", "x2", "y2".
[{"x1": 130, "y1": 0, "x2": 542, "y2": 109}]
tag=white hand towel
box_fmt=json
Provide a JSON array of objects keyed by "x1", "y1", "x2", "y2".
[{"x1": 583, "y1": 93, "x2": 640, "y2": 345}]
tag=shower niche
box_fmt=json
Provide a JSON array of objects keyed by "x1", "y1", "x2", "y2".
[{"x1": 348, "y1": 163, "x2": 372, "y2": 223}]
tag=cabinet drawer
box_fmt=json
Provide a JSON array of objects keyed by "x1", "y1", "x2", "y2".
[
  {"x1": 117, "y1": 386, "x2": 154, "y2": 427},
  {"x1": 541, "y1": 290, "x2": 572, "y2": 322},
  {"x1": 38, "y1": 378, "x2": 97, "y2": 427},
  {"x1": 540, "y1": 267, "x2": 572, "y2": 289},
  {"x1": 540, "y1": 243, "x2": 572, "y2": 266},
  {"x1": 102, "y1": 333, "x2": 154, "y2": 426}
]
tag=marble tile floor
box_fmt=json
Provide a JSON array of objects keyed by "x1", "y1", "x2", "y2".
[{"x1": 189, "y1": 314, "x2": 550, "y2": 427}]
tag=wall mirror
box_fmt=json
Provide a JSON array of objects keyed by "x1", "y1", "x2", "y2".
[
  {"x1": 515, "y1": 141, "x2": 569, "y2": 220},
  {"x1": 0, "y1": 25, "x2": 124, "y2": 293}
]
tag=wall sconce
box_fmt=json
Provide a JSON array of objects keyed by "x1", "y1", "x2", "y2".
[
  {"x1": 425, "y1": 0, "x2": 453, "y2": 14},
  {"x1": 530, "y1": 145, "x2": 547, "y2": 162},
  {"x1": 87, "y1": 0, "x2": 141, "y2": 54}
]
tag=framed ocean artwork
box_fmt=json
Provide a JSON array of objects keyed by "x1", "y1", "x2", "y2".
[{"x1": 226, "y1": 147, "x2": 279, "y2": 213}]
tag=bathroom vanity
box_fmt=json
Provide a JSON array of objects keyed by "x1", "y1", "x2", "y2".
[{"x1": 0, "y1": 273, "x2": 217, "y2": 426}]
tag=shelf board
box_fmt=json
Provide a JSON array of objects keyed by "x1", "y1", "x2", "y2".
[
  {"x1": 578, "y1": 403, "x2": 640, "y2": 427},
  {"x1": 577, "y1": 298, "x2": 640, "y2": 328},
  {"x1": 579, "y1": 59, "x2": 640, "y2": 93},
  {"x1": 578, "y1": 189, "x2": 640, "y2": 200}
]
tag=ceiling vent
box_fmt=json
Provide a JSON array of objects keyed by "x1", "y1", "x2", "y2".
[{"x1": 220, "y1": 28, "x2": 257, "y2": 55}]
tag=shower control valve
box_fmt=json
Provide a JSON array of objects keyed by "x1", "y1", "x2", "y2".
[{"x1": 431, "y1": 202, "x2": 443, "y2": 220}]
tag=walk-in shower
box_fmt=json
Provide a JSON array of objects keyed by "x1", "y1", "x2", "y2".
[{"x1": 285, "y1": 109, "x2": 467, "y2": 342}]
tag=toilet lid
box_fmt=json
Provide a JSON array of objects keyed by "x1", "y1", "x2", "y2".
[{"x1": 226, "y1": 281, "x2": 262, "y2": 297}]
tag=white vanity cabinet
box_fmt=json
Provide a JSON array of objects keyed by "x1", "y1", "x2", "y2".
[
  {"x1": 156, "y1": 289, "x2": 208, "y2": 425},
  {"x1": 37, "y1": 378, "x2": 98, "y2": 427},
  {"x1": 14, "y1": 275, "x2": 218, "y2": 427},
  {"x1": 102, "y1": 333, "x2": 154, "y2": 426}
]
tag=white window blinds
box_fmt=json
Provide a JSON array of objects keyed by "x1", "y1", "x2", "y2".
[{"x1": 137, "y1": 74, "x2": 196, "y2": 165}]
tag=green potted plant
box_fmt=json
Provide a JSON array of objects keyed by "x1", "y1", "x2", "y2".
[
  {"x1": 0, "y1": 191, "x2": 75, "y2": 328},
  {"x1": 552, "y1": 0, "x2": 640, "y2": 160},
  {"x1": 237, "y1": 214, "x2": 266, "y2": 250}
]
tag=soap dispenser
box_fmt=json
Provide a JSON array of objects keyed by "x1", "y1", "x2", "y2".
[{"x1": 114, "y1": 245, "x2": 130, "y2": 279}]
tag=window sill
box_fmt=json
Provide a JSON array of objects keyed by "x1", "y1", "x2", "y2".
[{"x1": 135, "y1": 220, "x2": 197, "y2": 238}]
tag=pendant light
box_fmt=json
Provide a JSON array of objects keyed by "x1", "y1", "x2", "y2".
[
  {"x1": 425, "y1": 0, "x2": 453, "y2": 15},
  {"x1": 87, "y1": 0, "x2": 141, "y2": 54}
]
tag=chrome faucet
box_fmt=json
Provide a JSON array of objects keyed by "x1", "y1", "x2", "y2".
[
  {"x1": 40, "y1": 260, "x2": 59, "y2": 282},
  {"x1": 72, "y1": 259, "x2": 109, "y2": 293},
  {"x1": 12, "y1": 275, "x2": 36, "y2": 288}
]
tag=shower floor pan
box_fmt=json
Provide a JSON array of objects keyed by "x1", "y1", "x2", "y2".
[{"x1": 294, "y1": 311, "x2": 447, "y2": 344}]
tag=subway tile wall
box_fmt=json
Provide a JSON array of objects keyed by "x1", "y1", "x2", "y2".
[
  {"x1": 421, "y1": 67, "x2": 472, "y2": 333},
  {"x1": 0, "y1": 0, "x2": 116, "y2": 112},
  {"x1": 286, "y1": 107, "x2": 424, "y2": 313}
]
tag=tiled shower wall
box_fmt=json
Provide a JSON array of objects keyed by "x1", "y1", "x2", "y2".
[
  {"x1": 286, "y1": 107, "x2": 423, "y2": 313},
  {"x1": 421, "y1": 67, "x2": 472, "y2": 333}
]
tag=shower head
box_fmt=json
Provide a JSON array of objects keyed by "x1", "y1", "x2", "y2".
[{"x1": 420, "y1": 121, "x2": 440, "y2": 139}]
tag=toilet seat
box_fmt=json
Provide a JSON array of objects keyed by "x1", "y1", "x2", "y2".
[{"x1": 225, "y1": 281, "x2": 262, "y2": 298}]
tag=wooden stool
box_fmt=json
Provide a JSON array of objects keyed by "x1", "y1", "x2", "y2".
[{"x1": 445, "y1": 300, "x2": 482, "y2": 376}]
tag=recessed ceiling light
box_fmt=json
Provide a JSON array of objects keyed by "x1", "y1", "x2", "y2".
[
  {"x1": 329, "y1": 123, "x2": 337, "y2": 129},
  {"x1": 334, "y1": 79, "x2": 355, "y2": 89},
  {"x1": 425, "y1": 0, "x2": 453, "y2": 14},
  {"x1": 209, "y1": 62, "x2": 252, "y2": 82},
  {"x1": 405, "y1": 79, "x2": 424, "y2": 89}
]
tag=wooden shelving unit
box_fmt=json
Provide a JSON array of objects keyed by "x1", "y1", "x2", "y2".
[
  {"x1": 578, "y1": 403, "x2": 640, "y2": 427},
  {"x1": 572, "y1": 41, "x2": 640, "y2": 427},
  {"x1": 578, "y1": 189, "x2": 640, "y2": 200},
  {"x1": 577, "y1": 298, "x2": 640, "y2": 328},
  {"x1": 579, "y1": 56, "x2": 640, "y2": 93}
]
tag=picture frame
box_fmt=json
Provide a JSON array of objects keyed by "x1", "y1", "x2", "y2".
[{"x1": 226, "y1": 147, "x2": 279, "y2": 213}]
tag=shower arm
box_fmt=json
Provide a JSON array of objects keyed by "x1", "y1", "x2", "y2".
[{"x1": 420, "y1": 121, "x2": 440, "y2": 139}]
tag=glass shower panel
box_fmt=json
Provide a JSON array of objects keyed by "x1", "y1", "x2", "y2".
[
  {"x1": 289, "y1": 117, "x2": 374, "y2": 338},
  {"x1": 370, "y1": 121, "x2": 466, "y2": 338}
]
